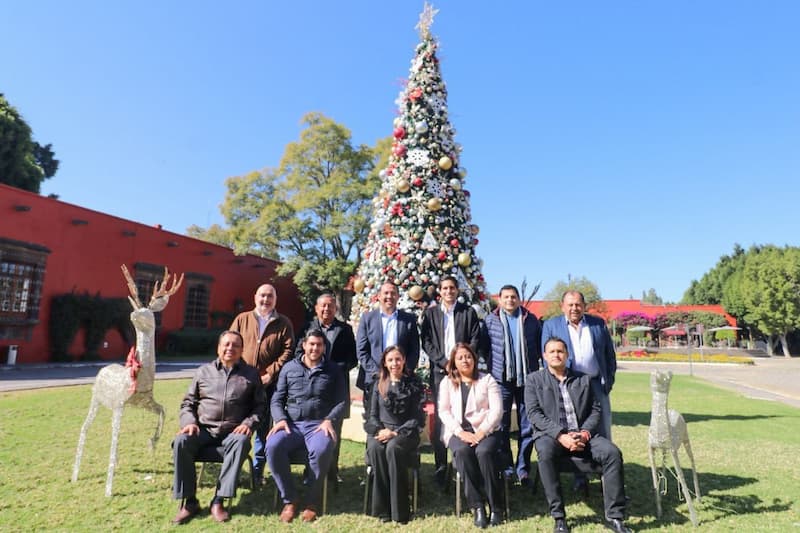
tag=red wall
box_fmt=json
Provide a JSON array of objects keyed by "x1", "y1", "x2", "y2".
[{"x1": 0, "y1": 184, "x2": 304, "y2": 364}]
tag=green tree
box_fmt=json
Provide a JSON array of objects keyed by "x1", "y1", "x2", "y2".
[
  {"x1": 738, "y1": 246, "x2": 800, "y2": 357},
  {"x1": 682, "y1": 244, "x2": 748, "y2": 304},
  {"x1": 185, "y1": 224, "x2": 236, "y2": 249},
  {"x1": 641, "y1": 288, "x2": 663, "y2": 305},
  {"x1": 0, "y1": 93, "x2": 59, "y2": 192},
  {"x1": 541, "y1": 275, "x2": 605, "y2": 319},
  {"x1": 210, "y1": 112, "x2": 382, "y2": 307}
]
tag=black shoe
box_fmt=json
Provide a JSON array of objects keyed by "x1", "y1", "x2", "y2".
[
  {"x1": 554, "y1": 518, "x2": 571, "y2": 533},
  {"x1": 518, "y1": 471, "x2": 531, "y2": 487},
  {"x1": 604, "y1": 518, "x2": 633, "y2": 533},
  {"x1": 489, "y1": 510, "x2": 502, "y2": 526},
  {"x1": 473, "y1": 507, "x2": 488, "y2": 529}
]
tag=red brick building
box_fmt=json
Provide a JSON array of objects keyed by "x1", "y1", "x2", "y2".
[{"x1": 0, "y1": 184, "x2": 304, "y2": 364}]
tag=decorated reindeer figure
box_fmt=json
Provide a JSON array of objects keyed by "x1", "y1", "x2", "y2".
[
  {"x1": 648, "y1": 369, "x2": 701, "y2": 526},
  {"x1": 71, "y1": 265, "x2": 183, "y2": 497}
]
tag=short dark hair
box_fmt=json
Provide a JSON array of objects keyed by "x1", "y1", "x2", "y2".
[
  {"x1": 543, "y1": 336, "x2": 568, "y2": 352},
  {"x1": 218, "y1": 330, "x2": 244, "y2": 347},
  {"x1": 439, "y1": 275, "x2": 458, "y2": 288},
  {"x1": 499, "y1": 284, "x2": 519, "y2": 297},
  {"x1": 303, "y1": 329, "x2": 326, "y2": 342}
]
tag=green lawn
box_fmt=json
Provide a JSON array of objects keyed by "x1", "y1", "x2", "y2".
[{"x1": 1, "y1": 373, "x2": 798, "y2": 531}]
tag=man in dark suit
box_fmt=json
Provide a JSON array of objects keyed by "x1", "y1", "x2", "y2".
[
  {"x1": 540, "y1": 291, "x2": 617, "y2": 440},
  {"x1": 294, "y1": 292, "x2": 357, "y2": 485},
  {"x1": 525, "y1": 337, "x2": 631, "y2": 533},
  {"x1": 420, "y1": 275, "x2": 481, "y2": 487},
  {"x1": 356, "y1": 281, "x2": 420, "y2": 419}
]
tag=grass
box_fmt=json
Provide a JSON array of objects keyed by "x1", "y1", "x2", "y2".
[{"x1": 1, "y1": 374, "x2": 798, "y2": 531}]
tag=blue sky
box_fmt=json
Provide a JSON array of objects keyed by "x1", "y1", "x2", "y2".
[{"x1": 5, "y1": 1, "x2": 799, "y2": 303}]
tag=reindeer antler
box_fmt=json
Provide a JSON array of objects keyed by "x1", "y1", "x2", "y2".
[
  {"x1": 150, "y1": 267, "x2": 184, "y2": 305},
  {"x1": 121, "y1": 264, "x2": 143, "y2": 309}
]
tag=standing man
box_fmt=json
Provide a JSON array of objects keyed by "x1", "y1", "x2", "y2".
[
  {"x1": 356, "y1": 281, "x2": 420, "y2": 417},
  {"x1": 540, "y1": 291, "x2": 617, "y2": 441},
  {"x1": 171, "y1": 331, "x2": 265, "y2": 525},
  {"x1": 294, "y1": 292, "x2": 357, "y2": 486},
  {"x1": 267, "y1": 330, "x2": 346, "y2": 523},
  {"x1": 420, "y1": 275, "x2": 481, "y2": 488},
  {"x1": 482, "y1": 284, "x2": 542, "y2": 486},
  {"x1": 525, "y1": 337, "x2": 631, "y2": 533},
  {"x1": 229, "y1": 283, "x2": 295, "y2": 484}
]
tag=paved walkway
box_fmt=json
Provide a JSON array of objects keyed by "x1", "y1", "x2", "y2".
[{"x1": 2, "y1": 356, "x2": 799, "y2": 410}]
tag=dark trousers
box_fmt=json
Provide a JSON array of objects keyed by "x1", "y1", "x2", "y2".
[
  {"x1": 534, "y1": 434, "x2": 627, "y2": 520},
  {"x1": 430, "y1": 369, "x2": 448, "y2": 470},
  {"x1": 498, "y1": 380, "x2": 533, "y2": 478},
  {"x1": 266, "y1": 420, "x2": 335, "y2": 508},
  {"x1": 172, "y1": 428, "x2": 251, "y2": 500},
  {"x1": 252, "y1": 384, "x2": 274, "y2": 475},
  {"x1": 448, "y1": 433, "x2": 501, "y2": 511},
  {"x1": 367, "y1": 432, "x2": 419, "y2": 522}
]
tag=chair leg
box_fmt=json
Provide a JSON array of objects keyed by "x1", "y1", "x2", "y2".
[
  {"x1": 363, "y1": 465, "x2": 372, "y2": 515},
  {"x1": 504, "y1": 473, "x2": 510, "y2": 519},
  {"x1": 322, "y1": 474, "x2": 328, "y2": 515},
  {"x1": 455, "y1": 470, "x2": 462, "y2": 516},
  {"x1": 412, "y1": 467, "x2": 418, "y2": 514}
]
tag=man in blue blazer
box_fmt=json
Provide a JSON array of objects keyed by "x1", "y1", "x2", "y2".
[
  {"x1": 540, "y1": 291, "x2": 617, "y2": 441},
  {"x1": 356, "y1": 282, "x2": 420, "y2": 418}
]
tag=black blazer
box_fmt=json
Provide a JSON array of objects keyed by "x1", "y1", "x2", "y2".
[
  {"x1": 420, "y1": 302, "x2": 481, "y2": 374},
  {"x1": 524, "y1": 367, "x2": 601, "y2": 442}
]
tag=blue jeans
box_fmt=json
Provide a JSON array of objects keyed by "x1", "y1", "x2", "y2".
[{"x1": 498, "y1": 380, "x2": 533, "y2": 479}]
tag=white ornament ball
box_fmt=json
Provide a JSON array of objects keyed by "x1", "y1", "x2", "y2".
[
  {"x1": 415, "y1": 121, "x2": 429, "y2": 134},
  {"x1": 449, "y1": 178, "x2": 461, "y2": 190}
]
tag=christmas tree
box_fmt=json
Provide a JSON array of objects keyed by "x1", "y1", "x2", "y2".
[{"x1": 350, "y1": 3, "x2": 490, "y2": 324}]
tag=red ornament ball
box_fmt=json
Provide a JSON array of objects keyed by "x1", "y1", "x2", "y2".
[{"x1": 393, "y1": 126, "x2": 406, "y2": 139}]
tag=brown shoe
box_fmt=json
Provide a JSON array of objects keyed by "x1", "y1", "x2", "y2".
[
  {"x1": 171, "y1": 500, "x2": 201, "y2": 525},
  {"x1": 279, "y1": 502, "x2": 297, "y2": 523},
  {"x1": 210, "y1": 501, "x2": 230, "y2": 523},
  {"x1": 301, "y1": 507, "x2": 318, "y2": 522}
]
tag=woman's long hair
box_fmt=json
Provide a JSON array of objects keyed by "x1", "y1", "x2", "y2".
[
  {"x1": 446, "y1": 342, "x2": 480, "y2": 384},
  {"x1": 377, "y1": 345, "x2": 409, "y2": 398}
]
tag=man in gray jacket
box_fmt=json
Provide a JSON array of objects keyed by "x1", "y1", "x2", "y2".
[{"x1": 171, "y1": 331, "x2": 265, "y2": 525}]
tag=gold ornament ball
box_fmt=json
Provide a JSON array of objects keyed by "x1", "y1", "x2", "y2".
[
  {"x1": 427, "y1": 197, "x2": 442, "y2": 211},
  {"x1": 442, "y1": 261, "x2": 453, "y2": 271},
  {"x1": 353, "y1": 279, "x2": 365, "y2": 293},
  {"x1": 397, "y1": 179, "x2": 410, "y2": 193},
  {"x1": 438, "y1": 156, "x2": 453, "y2": 170},
  {"x1": 408, "y1": 285, "x2": 424, "y2": 301},
  {"x1": 458, "y1": 253, "x2": 472, "y2": 267}
]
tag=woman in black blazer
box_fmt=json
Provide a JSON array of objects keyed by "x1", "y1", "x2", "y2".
[{"x1": 364, "y1": 345, "x2": 425, "y2": 524}]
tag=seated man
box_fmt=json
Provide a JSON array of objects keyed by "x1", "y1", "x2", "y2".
[
  {"x1": 267, "y1": 329, "x2": 346, "y2": 523},
  {"x1": 171, "y1": 330, "x2": 265, "y2": 525},
  {"x1": 524, "y1": 337, "x2": 632, "y2": 533}
]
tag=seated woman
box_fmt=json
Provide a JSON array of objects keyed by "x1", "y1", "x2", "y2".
[
  {"x1": 438, "y1": 342, "x2": 503, "y2": 528},
  {"x1": 364, "y1": 345, "x2": 425, "y2": 524}
]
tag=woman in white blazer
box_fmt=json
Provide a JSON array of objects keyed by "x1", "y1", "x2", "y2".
[{"x1": 438, "y1": 342, "x2": 503, "y2": 528}]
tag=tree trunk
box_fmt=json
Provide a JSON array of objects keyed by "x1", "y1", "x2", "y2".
[
  {"x1": 766, "y1": 335, "x2": 777, "y2": 355},
  {"x1": 779, "y1": 334, "x2": 791, "y2": 358}
]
